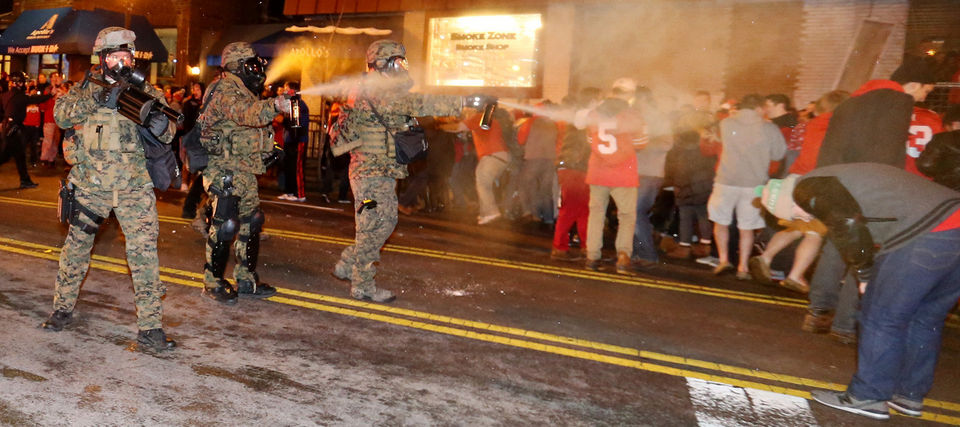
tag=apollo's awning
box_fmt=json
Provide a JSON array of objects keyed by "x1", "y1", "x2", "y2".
[{"x1": 0, "y1": 7, "x2": 169, "y2": 62}]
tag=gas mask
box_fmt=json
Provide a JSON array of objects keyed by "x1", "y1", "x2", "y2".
[
  {"x1": 236, "y1": 56, "x2": 268, "y2": 95},
  {"x1": 100, "y1": 50, "x2": 141, "y2": 86},
  {"x1": 371, "y1": 55, "x2": 409, "y2": 77}
]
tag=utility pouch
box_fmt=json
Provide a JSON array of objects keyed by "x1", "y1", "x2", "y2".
[
  {"x1": 392, "y1": 127, "x2": 428, "y2": 164},
  {"x1": 365, "y1": 98, "x2": 428, "y2": 165}
]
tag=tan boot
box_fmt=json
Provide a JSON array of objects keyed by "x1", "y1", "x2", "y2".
[
  {"x1": 801, "y1": 310, "x2": 834, "y2": 334},
  {"x1": 692, "y1": 243, "x2": 712, "y2": 258},
  {"x1": 666, "y1": 245, "x2": 691, "y2": 259},
  {"x1": 616, "y1": 252, "x2": 633, "y2": 274}
]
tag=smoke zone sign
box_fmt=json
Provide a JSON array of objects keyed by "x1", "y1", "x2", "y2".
[{"x1": 427, "y1": 14, "x2": 541, "y2": 87}]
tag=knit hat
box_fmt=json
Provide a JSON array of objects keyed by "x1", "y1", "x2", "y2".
[
  {"x1": 890, "y1": 57, "x2": 937, "y2": 85},
  {"x1": 755, "y1": 174, "x2": 800, "y2": 220}
]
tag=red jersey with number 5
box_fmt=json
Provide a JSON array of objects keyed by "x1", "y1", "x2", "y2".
[
  {"x1": 905, "y1": 107, "x2": 943, "y2": 178},
  {"x1": 584, "y1": 107, "x2": 644, "y2": 187}
]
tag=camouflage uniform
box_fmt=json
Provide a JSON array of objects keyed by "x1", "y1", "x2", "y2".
[
  {"x1": 333, "y1": 40, "x2": 462, "y2": 302},
  {"x1": 199, "y1": 42, "x2": 283, "y2": 298},
  {"x1": 51, "y1": 29, "x2": 175, "y2": 331}
]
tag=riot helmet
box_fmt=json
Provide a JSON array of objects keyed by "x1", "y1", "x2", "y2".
[
  {"x1": 366, "y1": 40, "x2": 408, "y2": 76},
  {"x1": 94, "y1": 27, "x2": 140, "y2": 85},
  {"x1": 222, "y1": 42, "x2": 267, "y2": 95}
]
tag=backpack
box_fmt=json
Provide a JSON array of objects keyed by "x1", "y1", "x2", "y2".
[{"x1": 182, "y1": 79, "x2": 223, "y2": 173}]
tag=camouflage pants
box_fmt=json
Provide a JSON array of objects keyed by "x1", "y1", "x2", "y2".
[
  {"x1": 203, "y1": 171, "x2": 260, "y2": 287},
  {"x1": 337, "y1": 176, "x2": 398, "y2": 292},
  {"x1": 54, "y1": 185, "x2": 164, "y2": 331}
]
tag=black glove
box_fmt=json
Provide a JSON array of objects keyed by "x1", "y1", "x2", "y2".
[
  {"x1": 464, "y1": 94, "x2": 497, "y2": 109},
  {"x1": 146, "y1": 111, "x2": 170, "y2": 138},
  {"x1": 94, "y1": 85, "x2": 123, "y2": 109},
  {"x1": 261, "y1": 142, "x2": 285, "y2": 168}
]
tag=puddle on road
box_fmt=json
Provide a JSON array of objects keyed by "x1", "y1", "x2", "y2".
[{"x1": 1, "y1": 367, "x2": 47, "y2": 382}]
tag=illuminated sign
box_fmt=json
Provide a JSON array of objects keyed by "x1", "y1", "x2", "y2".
[
  {"x1": 7, "y1": 45, "x2": 59, "y2": 54},
  {"x1": 27, "y1": 14, "x2": 59, "y2": 40},
  {"x1": 427, "y1": 14, "x2": 541, "y2": 88}
]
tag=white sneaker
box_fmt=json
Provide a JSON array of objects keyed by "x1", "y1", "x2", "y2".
[
  {"x1": 477, "y1": 213, "x2": 501, "y2": 225},
  {"x1": 295, "y1": 197, "x2": 307, "y2": 203},
  {"x1": 695, "y1": 256, "x2": 719, "y2": 267},
  {"x1": 278, "y1": 194, "x2": 295, "y2": 201}
]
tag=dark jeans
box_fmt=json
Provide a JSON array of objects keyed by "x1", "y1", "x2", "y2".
[
  {"x1": 678, "y1": 204, "x2": 710, "y2": 244},
  {"x1": 632, "y1": 176, "x2": 663, "y2": 262},
  {"x1": 808, "y1": 239, "x2": 860, "y2": 333},
  {"x1": 0, "y1": 129, "x2": 32, "y2": 184},
  {"x1": 848, "y1": 227, "x2": 960, "y2": 402},
  {"x1": 182, "y1": 172, "x2": 206, "y2": 217}
]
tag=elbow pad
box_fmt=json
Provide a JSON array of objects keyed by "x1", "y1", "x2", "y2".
[{"x1": 794, "y1": 176, "x2": 877, "y2": 273}]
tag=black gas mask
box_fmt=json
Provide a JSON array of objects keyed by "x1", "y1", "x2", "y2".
[
  {"x1": 370, "y1": 55, "x2": 409, "y2": 77},
  {"x1": 236, "y1": 56, "x2": 268, "y2": 95}
]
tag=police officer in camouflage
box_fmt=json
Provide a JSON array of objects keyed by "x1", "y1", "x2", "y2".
[
  {"x1": 332, "y1": 40, "x2": 492, "y2": 303},
  {"x1": 42, "y1": 27, "x2": 177, "y2": 352},
  {"x1": 198, "y1": 42, "x2": 290, "y2": 304}
]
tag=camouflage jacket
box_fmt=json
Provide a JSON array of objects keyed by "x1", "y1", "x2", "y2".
[
  {"x1": 199, "y1": 73, "x2": 279, "y2": 176},
  {"x1": 54, "y1": 75, "x2": 174, "y2": 191},
  {"x1": 341, "y1": 80, "x2": 461, "y2": 180}
]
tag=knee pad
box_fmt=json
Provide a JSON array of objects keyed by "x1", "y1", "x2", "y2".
[
  {"x1": 216, "y1": 217, "x2": 239, "y2": 241},
  {"x1": 212, "y1": 194, "x2": 239, "y2": 228},
  {"x1": 244, "y1": 208, "x2": 265, "y2": 234}
]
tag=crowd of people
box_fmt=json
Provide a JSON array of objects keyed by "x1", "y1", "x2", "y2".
[{"x1": 5, "y1": 28, "x2": 960, "y2": 420}]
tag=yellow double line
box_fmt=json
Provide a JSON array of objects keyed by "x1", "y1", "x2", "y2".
[
  {"x1": 6, "y1": 195, "x2": 959, "y2": 332},
  {"x1": 1, "y1": 235, "x2": 958, "y2": 424}
]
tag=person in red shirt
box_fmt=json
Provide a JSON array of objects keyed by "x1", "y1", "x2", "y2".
[
  {"x1": 40, "y1": 72, "x2": 66, "y2": 166},
  {"x1": 463, "y1": 109, "x2": 510, "y2": 224},
  {"x1": 576, "y1": 78, "x2": 645, "y2": 273},
  {"x1": 904, "y1": 106, "x2": 944, "y2": 178}
]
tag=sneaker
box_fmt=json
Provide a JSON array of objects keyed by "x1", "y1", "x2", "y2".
[
  {"x1": 40, "y1": 309, "x2": 73, "y2": 331},
  {"x1": 585, "y1": 258, "x2": 600, "y2": 271},
  {"x1": 550, "y1": 249, "x2": 583, "y2": 262},
  {"x1": 337, "y1": 198, "x2": 351, "y2": 204},
  {"x1": 477, "y1": 213, "x2": 501, "y2": 225},
  {"x1": 811, "y1": 390, "x2": 889, "y2": 420},
  {"x1": 136, "y1": 328, "x2": 177, "y2": 352},
  {"x1": 748, "y1": 256, "x2": 774, "y2": 285},
  {"x1": 351, "y1": 287, "x2": 395, "y2": 303},
  {"x1": 696, "y1": 255, "x2": 719, "y2": 267},
  {"x1": 802, "y1": 310, "x2": 834, "y2": 334},
  {"x1": 295, "y1": 197, "x2": 307, "y2": 203},
  {"x1": 887, "y1": 395, "x2": 923, "y2": 417},
  {"x1": 278, "y1": 194, "x2": 295, "y2": 201}
]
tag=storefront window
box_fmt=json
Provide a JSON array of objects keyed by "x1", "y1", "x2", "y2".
[{"x1": 426, "y1": 14, "x2": 542, "y2": 88}]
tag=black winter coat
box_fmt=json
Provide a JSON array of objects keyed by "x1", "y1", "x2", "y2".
[
  {"x1": 664, "y1": 131, "x2": 715, "y2": 206},
  {"x1": 817, "y1": 87, "x2": 914, "y2": 168}
]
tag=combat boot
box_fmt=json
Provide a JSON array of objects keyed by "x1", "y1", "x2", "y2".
[
  {"x1": 351, "y1": 286, "x2": 396, "y2": 303},
  {"x1": 236, "y1": 273, "x2": 277, "y2": 298},
  {"x1": 801, "y1": 309, "x2": 834, "y2": 334},
  {"x1": 137, "y1": 328, "x2": 177, "y2": 352},
  {"x1": 40, "y1": 309, "x2": 73, "y2": 331},
  {"x1": 202, "y1": 279, "x2": 238, "y2": 305}
]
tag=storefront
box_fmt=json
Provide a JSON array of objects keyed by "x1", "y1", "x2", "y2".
[{"x1": 0, "y1": 7, "x2": 169, "y2": 82}]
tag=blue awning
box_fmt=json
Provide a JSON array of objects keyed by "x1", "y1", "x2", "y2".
[{"x1": 0, "y1": 7, "x2": 168, "y2": 62}]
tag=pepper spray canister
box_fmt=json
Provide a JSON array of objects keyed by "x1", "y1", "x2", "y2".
[
  {"x1": 290, "y1": 94, "x2": 302, "y2": 128},
  {"x1": 479, "y1": 101, "x2": 496, "y2": 130}
]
